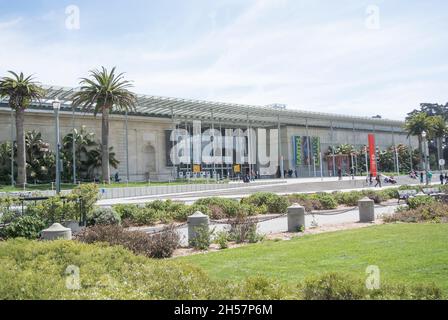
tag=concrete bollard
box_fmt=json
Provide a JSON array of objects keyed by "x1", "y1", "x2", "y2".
[
  {"x1": 358, "y1": 197, "x2": 375, "y2": 223},
  {"x1": 41, "y1": 223, "x2": 72, "y2": 241},
  {"x1": 287, "y1": 203, "x2": 306, "y2": 232},
  {"x1": 187, "y1": 211, "x2": 209, "y2": 246}
]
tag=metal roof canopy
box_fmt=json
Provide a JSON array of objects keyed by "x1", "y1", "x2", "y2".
[{"x1": 0, "y1": 85, "x2": 405, "y2": 131}]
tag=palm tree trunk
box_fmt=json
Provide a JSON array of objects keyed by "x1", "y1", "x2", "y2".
[
  {"x1": 101, "y1": 107, "x2": 110, "y2": 183},
  {"x1": 15, "y1": 108, "x2": 26, "y2": 187}
]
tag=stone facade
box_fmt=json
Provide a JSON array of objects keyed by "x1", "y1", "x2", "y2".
[{"x1": 0, "y1": 106, "x2": 416, "y2": 181}]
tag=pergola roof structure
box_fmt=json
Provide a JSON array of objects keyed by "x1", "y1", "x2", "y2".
[{"x1": 1, "y1": 85, "x2": 405, "y2": 131}]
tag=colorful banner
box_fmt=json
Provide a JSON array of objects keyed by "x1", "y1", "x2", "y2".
[
  {"x1": 312, "y1": 137, "x2": 321, "y2": 166},
  {"x1": 294, "y1": 136, "x2": 302, "y2": 166},
  {"x1": 368, "y1": 134, "x2": 378, "y2": 177}
]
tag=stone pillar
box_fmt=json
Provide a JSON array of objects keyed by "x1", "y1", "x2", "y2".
[
  {"x1": 188, "y1": 211, "x2": 209, "y2": 246},
  {"x1": 41, "y1": 223, "x2": 72, "y2": 240},
  {"x1": 358, "y1": 197, "x2": 375, "y2": 223},
  {"x1": 288, "y1": 203, "x2": 306, "y2": 232}
]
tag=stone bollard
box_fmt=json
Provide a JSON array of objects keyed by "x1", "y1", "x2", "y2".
[
  {"x1": 287, "y1": 203, "x2": 306, "y2": 232},
  {"x1": 187, "y1": 211, "x2": 209, "y2": 246},
  {"x1": 41, "y1": 223, "x2": 72, "y2": 241},
  {"x1": 358, "y1": 197, "x2": 375, "y2": 223}
]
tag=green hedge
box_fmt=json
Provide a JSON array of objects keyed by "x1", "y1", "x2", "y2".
[{"x1": 0, "y1": 240, "x2": 442, "y2": 300}]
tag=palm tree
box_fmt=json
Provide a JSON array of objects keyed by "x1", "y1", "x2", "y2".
[
  {"x1": 426, "y1": 115, "x2": 447, "y2": 168},
  {"x1": 72, "y1": 67, "x2": 136, "y2": 183},
  {"x1": 0, "y1": 72, "x2": 45, "y2": 187},
  {"x1": 404, "y1": 112, "x2": 431, "y2": 170}
]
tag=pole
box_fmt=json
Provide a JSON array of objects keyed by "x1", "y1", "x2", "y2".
[
  {"x1": 10, "y1": 109, "x2": 14, "y2": 186},
  {"x1": 72, "y1": 107, "x2": 76, "y2": 184},
  {"x1": 55, "y1": 108, "x2": 61, "y2": 194},
  {"x1": 319, "y1": 151, "x2": 323, "y2": 180},
  {"x1": 306, "y1": 119, "x2": 311, "y2": 177},
  {"x1": 365, "y1": 147, "x2": 369, "y2": 176},
  {"x1": 125, "y1": 110, "x2": 130, "y2": 183},
  {"x1": 424, "y1": 139, "x2": 429, "y2": 185},
  {"x1": 395, "y1": 146, "x2": 400, "y2": 176},
  {"x1": 278, "y1": 114, "x2": 284, "y2": 179}
]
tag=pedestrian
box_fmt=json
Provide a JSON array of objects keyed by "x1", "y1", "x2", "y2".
[
  {"x1": 374, "y1": 173, "x2": 382, "y2": 188},
  {"x1": 337, "y1": 167, "x2": 342, "y2": 180},
  {"x1": 427, "y1": 170, "x2": 433, "y2": 184},
  {"x1": 445, "y1": 173, "x2": 448, "y2": 184},
  {"x1": 420, "y1": 171, "x2": 424, "y2": 184},
  {"x1": 440, "y1": 172, "x2": 444, "y2": 185},
  {"x1": 294, "y1": 169, "x2": 298, "y2": 178},
  {"x1": 369, "y1": 173, "x2": 373, "y2": 186}
]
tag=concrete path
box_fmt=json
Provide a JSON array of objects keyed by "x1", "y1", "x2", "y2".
[
  {"x1": 98, "y1": 175, "x2": 422, "y2": 206},
  {"x1": 139, "y1": 203, "x2": 399, "y2": 247}
]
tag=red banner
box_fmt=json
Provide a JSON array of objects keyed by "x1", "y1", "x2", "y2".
[{"x1": 368, "y1": 134, "x2": 377, "y2": 177}]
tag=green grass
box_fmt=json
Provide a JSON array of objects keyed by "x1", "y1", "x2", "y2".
[
  {"x1": 0, "y1": 179, "x2": 225, "y2": 192},
  {"x1": 179, "y1": 223, "x2": 448, "y2": 291}
]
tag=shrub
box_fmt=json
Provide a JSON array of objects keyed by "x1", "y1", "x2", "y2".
[
  {"x1": 228, "y1": 215, "x2": 263, "y2": 244},
  {"x1": 146, "y1": 225, "x2": 180, "y2": 258},
  {"x1": 68, "y1": 183, "x2": 99, "y2": 220},
  {"x1": 0, "y1": 215, "x2": 46, "y2": 239},
  {"x1": 384, "y1": 202, "x2": 448, "y2": 223},
  {"x1": 76, "y1": 224, "x2": 179, "y2": 258},
  {"x1": 0, "y1": 239, "x2": 227, "y2": 300},
  {"x1": 300, "y1": 272, "x2": 443, "y2": 300},
  {"x1": 194, "y1": 197, "x2": 241, "y2": 218},
  {"x1": 241, "y1": 192, "x2": 289, "y2": 214},
  {"x1": 214, "y1": 231, "x2": 229, "y2": 249},
  {"x1": 333, "y1": 191, "x2": 363, "y2": 206},
  {"x1": 124, "y1": 207, "x2": 155, "y2": 226},
  {"x1": 407, "y1": 195, "x2": 436, "y2": 210},
  {"x1": 311, "y1": 193, "x2": 338, "y2": 210},
  {"x1": 190, "y1": 226, "x2": 214, "y2": 250},
  {"x1": 88, "y1": 207, "x2": 121, "y2": 226},
  {"x1": 113, "y1": 204, "x2": 139, "y2": 220},
  {"x1": 287, "y1": 194, "x2": 320, "y2": 212},
  {"x1": 29, "y1": 196, "x2": 76, "y2": 224}
]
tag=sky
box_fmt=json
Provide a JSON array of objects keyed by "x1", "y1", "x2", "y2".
[{"x1": 0, "y1": 0, "x2": 447, "y2": 120}]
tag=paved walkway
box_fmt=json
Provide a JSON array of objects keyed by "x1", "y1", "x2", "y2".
[
  {"x1": 136, "y1": 203, "x2": 399, "y2": 247},
  {"x1": 98, "y1": 175, "x2": 422, "y2": 206}
]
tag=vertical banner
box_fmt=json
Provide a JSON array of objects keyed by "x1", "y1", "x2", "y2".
[
  {"x1": 294, "y1": 136, "x2": 302, "y2": 166},
  {"x1": 368, "y1": 134, "x2": 377, "y2": 177}
]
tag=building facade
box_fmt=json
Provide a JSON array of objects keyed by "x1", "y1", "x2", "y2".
[{"x1": 0, "y1": 86, "x2": 417, "y2": 182}]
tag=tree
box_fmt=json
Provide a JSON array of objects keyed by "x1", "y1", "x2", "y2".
[
  {"x1": 0, "y1": 72, "x2": 45, "y2": 187},
  {"x1": 72, "y1": 67, "x2": 136, "y2": 183},
  {"x1": 426, "y1": 115, "x2": 447, "y2": 167},
  {"x1": 25, "y1": 130, "x2": 55, "y2": 183},
  {"x1": 86, "y1": 144, "x2": 120, "y2": 180},
  {"x1": 404, "y1": 112, "x2": 431, "y2": 170},
  {"x1": 61, "y1": 126, "x2": 97, "y2": 181}
]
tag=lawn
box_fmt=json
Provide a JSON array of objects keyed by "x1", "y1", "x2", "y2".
[{"x1": 179, "y1": 223, "x2": 448, "y2": 291}]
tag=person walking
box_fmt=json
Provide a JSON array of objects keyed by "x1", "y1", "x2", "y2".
[
  {"x1": 374, "y1": 174, "x2": 382, "y2": 188},
  {"x1": 337, "y1": 167, "x2": 342, "y2": 181},
  {"x1": 440, "y1": 172, "x2": 445, "y2": 185},
  {"x1": 427, "y1": 170, "x2": 433, "y2": 184},
  {"x1": 420, "y1": 171, "x2": 424, "y2": 184},
  {"x1": 445, "y1": 173, "x2": 448, "y2": 185}
]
